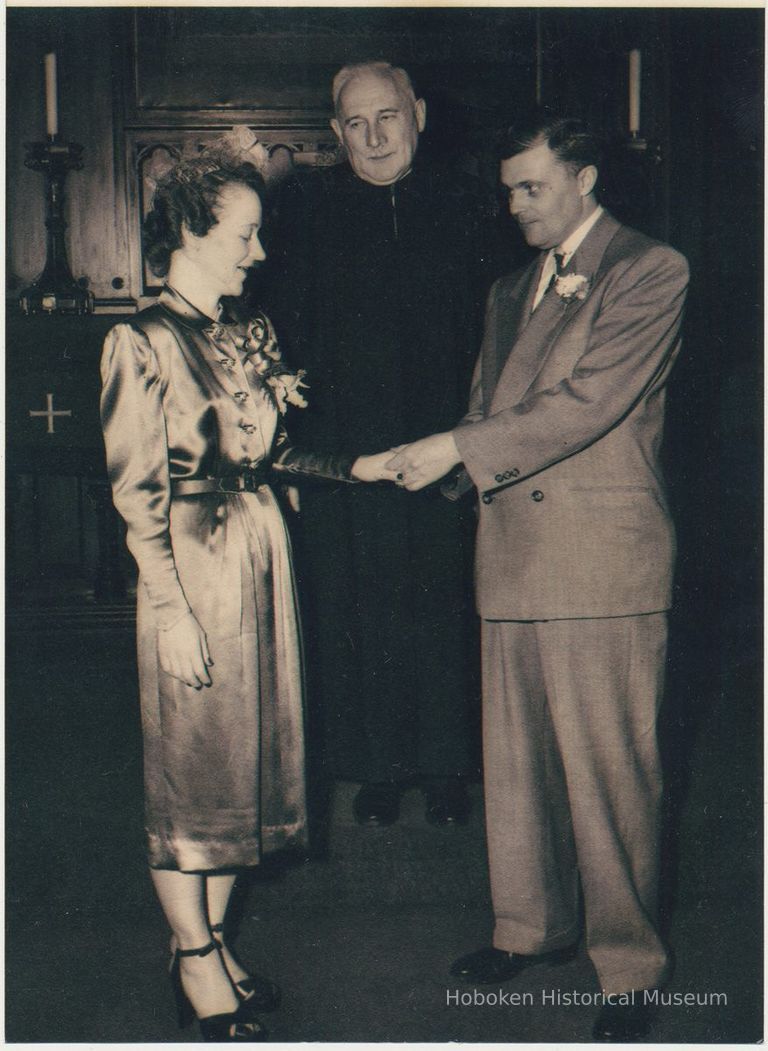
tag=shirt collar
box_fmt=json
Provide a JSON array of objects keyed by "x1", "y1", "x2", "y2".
[{"x1": 556, "y1": 205, "x2": 604, "y2": 266}]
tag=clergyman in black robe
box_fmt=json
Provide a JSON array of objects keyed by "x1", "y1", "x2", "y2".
[{"x1": 261, "y1": 61, "x2": 506, "y2": 827}]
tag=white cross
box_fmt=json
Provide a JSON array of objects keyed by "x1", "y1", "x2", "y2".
[{"x1": 29, "y1": 392, "x2": 72, "y2": 434}]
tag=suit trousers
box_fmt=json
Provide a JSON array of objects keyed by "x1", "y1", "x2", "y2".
[{"x1": 482, "y1": 613, "x2": 669, "y2": 994}]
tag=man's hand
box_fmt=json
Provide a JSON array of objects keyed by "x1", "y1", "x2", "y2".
[
  {"x1": 158, "y1": 611, "x2": 213, "y2": 690},
  {"x1": 386, "y1": 432, "x2": 461, "y2": 491}
]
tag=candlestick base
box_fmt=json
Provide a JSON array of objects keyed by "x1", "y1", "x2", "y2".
[
  {"x1": 19, "y1": 280, "x2": 93, "y2": 316},
  {"x1": 624, "y1": 133, "x2": 662, "y2": 165},
  {"x1": 18, "y1": 137, "x2": 94, "y2": 317}
]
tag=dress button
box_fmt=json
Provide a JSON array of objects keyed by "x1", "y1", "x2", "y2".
[
  {"x1": 239, "y1": 423, "x2": 256, "y2": 435},
  {"x1": 531, "y1": 490, "x2": 544, "y2": 502},
  {"x1": 481, "y1": 493, "x2": 494, "y2": 505},
  {"x1": 233, "y1": 391, "x2": 249, "y2": 403}
]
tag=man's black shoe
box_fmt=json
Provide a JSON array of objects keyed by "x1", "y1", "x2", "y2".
[
  {"x1": 592, "y1": 994, "x2": 656, "y2": 1041},
  {"x1": 450, "y1": 944, "x2": 577, "y2": 984},
  {"x1": 424, "y1": 779, "x2": 471, "y2": 826},
  {"x1": 353, "y1": 782, "x2": 401, "y2": 827}
]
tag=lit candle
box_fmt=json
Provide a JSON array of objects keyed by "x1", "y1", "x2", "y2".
[
  {"x1": 628, "y1": 49, "x2": 641, "y2": 136},
  {"x1": 44, "y1": 52, "x2": 58, "y2": 137}
]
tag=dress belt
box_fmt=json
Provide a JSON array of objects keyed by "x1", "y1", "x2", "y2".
[{"x1": 172, "y1": 470, "x2": 269, "y2": 496}]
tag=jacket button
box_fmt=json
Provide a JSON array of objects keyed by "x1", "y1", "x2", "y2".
[
  {"x1": 495, "y1": 473, "x2": 504, "y2": 483},
  {"x1": 481, "y1": 493, "x2": 494, "y2": 505},
  {"x1": 531, "y1": 490, "x2": 544, "y2": 502}
]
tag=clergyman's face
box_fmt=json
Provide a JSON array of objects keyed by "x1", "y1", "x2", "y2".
[
  {"x1": 331, "y1": 71, "x2": 426, "y2": 187},
  {"x1": 500, "y1": 142, "x2": 593, "y2": 250}
]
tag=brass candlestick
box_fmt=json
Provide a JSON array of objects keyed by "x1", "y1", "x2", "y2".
[{"x1": 19, "y1": 136, "x2": 93, "y2": 315}]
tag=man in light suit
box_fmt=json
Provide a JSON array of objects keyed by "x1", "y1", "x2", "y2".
[{"x1": 388, "y1": 114, "x2": 689, "y2": 1041}]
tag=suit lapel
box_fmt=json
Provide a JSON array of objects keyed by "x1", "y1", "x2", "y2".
[
  {"x1": 493, "y1": 281, "x2": 570, "y2": 409},
  {"x1": 565, "y1": 210, "x2": 622, "y2": 288},
  {"x1": 482, "y1": 260, "x2": 538, "y2": 412},
  {"x1": 490, "y1": 211, "x2": 622, "y2": 411}
]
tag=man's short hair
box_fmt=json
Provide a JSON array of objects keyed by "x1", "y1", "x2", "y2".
[
  {"x1": 332, "y1": 61, "x2": 418, "y2": 117},
  {"x1": 498, "y1": 112, "x2": 603, "y2": 176}
]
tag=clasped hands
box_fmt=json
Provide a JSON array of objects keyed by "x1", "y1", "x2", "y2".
[
  {"x1": 165, "y1": 432, "x2": 462, "y2": 690},
  {"x1": 352, "y1": 431, "x2": 461, "y2": 491}
]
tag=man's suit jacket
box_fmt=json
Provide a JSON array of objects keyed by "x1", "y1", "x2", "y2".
[{"x1": 452, "y1": 211, "x2": 689, "y2": 621}]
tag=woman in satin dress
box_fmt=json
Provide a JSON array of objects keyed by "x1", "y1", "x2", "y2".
[{"x1": 100, "y1": 149, "x2": 396, "y2": 1041}]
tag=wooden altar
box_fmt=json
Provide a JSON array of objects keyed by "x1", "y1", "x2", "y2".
[{"x1": 6, "y1": 313, "x2": 130, "y2": 603}]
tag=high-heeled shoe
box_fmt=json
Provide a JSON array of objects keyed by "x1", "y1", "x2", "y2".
[
  {"x1": 169, "y1": 940, "x2": 268, "y2": 1042},
  {"x1": 210, "y1": 922, "x2": 282, "y2": 1012}
]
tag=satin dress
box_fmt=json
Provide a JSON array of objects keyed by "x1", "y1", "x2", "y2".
[{"x1": 100, "y1": 287, "x2": 352, "y2": 871}]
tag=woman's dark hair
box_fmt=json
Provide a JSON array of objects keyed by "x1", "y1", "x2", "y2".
[
  {"x1": 143, "y1": 162, "x2": 266, "y2": 278},
  {"x1": 497, "y1": 112, "x2": 603, "y2": 176}
]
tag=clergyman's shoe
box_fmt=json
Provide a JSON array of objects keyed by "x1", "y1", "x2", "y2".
[
  {"x1": 353, "y1": 782, "x2": 401, "y2": 827},
  {"x1": 450, "y1": 944, "x2": 577, "y2": 984},
  {"x1": 592, "y1": 993, "x2": 656, "y2": 1042},
  {"x1": 424, "y1": 779, "x2": 472, "y2": 827}
]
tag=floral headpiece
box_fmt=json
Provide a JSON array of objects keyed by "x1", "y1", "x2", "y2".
[{"x1": 147, "y1": 127, "x2": 271, "y2": 192}]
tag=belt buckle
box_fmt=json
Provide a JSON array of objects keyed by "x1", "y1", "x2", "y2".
[{"x1": 217, "y1": 476, "x2": 245, "y2": 494}]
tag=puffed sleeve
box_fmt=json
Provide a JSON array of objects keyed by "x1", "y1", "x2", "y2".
[{"x1": 100, "y1": 322, "x2": 191, "y2": 629}]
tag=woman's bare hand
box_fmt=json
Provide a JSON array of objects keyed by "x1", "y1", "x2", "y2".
[
  {"x1": 351, "y1": 447, "x2": 406, "y2": 483},
  {"x1": 158, "y1": 612, "x2": 213, "y2": 690}
]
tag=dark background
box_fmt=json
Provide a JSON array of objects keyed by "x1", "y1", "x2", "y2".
[{"x1": 6, "y1": 6, "x2": 762, "y2": 1043}]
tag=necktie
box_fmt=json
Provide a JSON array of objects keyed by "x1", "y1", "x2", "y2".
[
  {"x1": 542, "y1": 252, "x2": 567, "y2": 300},
  {"x1": 544, "y1": 251, "x2": 568, "y2": 296},
  {"x1": 532, "y1": 251, "x2": 568, "y2": 313}
]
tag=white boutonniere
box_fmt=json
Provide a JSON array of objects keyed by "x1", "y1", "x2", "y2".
[{"x1": 555, "y1": 273, "x2": 590, "y2": 302}]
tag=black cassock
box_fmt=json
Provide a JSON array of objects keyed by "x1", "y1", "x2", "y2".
[{"x1": 260, "y1": 160, "x2": 507, "y2": 783}]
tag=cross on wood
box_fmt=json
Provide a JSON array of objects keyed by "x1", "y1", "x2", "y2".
[{"x1": 29, "y1": 392, "x2": 72, "y2": 434}]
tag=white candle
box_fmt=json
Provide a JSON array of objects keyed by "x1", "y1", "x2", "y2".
[
  {"x1": 44, "y1": 52, "x2": 58, "y2": 137},
  {"x1": 628, "y1": 49, "x2": 641, "y2": 135}
]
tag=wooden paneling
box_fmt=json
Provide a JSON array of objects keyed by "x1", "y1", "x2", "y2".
[{"x1": 126, "y1": 8, "x2": 538, "y2": 126}]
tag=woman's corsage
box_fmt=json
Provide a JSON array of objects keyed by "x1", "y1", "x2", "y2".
[
  {"x1": 238, "y1": 315, "x2": 309, "y2": 414},
  {"x1": 554, "y1": 273, "x2": 590, "y2": 303}
]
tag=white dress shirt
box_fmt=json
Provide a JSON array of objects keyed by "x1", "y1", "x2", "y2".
[{"x1": 531, "y1": 205, "x2": 604, "y2": 311}]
